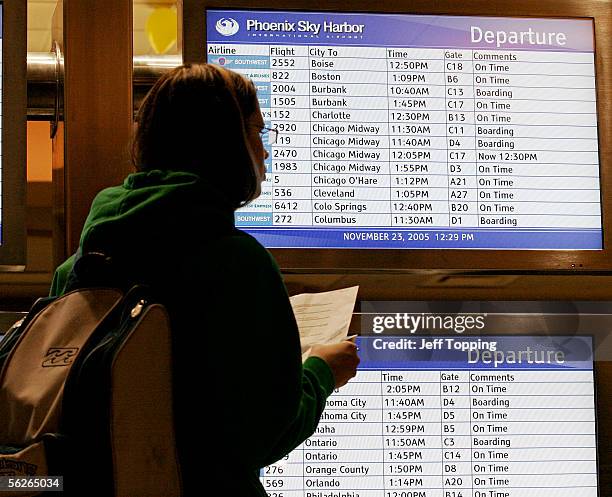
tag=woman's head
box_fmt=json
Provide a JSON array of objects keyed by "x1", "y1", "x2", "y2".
[{"x1": 132, "y1": 63, "x2": 266, "y2": 208}]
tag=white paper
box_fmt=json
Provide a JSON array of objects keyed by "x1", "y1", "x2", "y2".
[{"x1": 290, "y1": 286, "x2": 359, "y2": 358}]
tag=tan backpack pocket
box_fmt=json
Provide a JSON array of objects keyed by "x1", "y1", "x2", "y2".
[{"x1": 0, "y1": 288, "x2": 122, "y2": 444}]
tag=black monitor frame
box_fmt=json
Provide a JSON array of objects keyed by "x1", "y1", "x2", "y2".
[
  {"x1": 183, "y1": 0, "x2": 612, "y2": 272},
  {"x1": 0, "y1": 0, "x2": 26, "y2": 271}
]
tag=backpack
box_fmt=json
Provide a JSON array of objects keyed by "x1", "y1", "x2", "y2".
[{"x1": 0, "y1": 253, "x2": 182, "y2": 496}]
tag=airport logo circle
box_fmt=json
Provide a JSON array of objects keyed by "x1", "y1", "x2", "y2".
[{"x1": 215, "y1": 18, "x2": 239, "y2": 36}]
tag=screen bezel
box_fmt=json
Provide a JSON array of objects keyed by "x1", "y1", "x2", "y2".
[
  {"x1": 0, "y1": 0, "x2": 26, "y2": 271},
  {"x1": 184, "y1": 0, "x2": 612, "y2": 272}
]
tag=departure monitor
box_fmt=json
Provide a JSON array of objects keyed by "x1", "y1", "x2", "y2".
[
  {"x1": 261, "y1": 334, "x2": 599, "y2": 496},
  {"x1": 206, "y1": 10, "x2": 600, "y2": 251},
  {"x1": 256, "y1": 298, "x2": 610, "y2": 495},
  {"x1": 0, "y1": 0, "x2": 26, "y2": 270}
]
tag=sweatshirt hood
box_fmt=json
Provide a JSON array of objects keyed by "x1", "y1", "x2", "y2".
[{"x1": 79, "y1": 169, "x2": 236, "y2": 260}]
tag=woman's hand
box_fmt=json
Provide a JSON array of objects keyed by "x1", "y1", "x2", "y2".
[{"x1": 310, "y1": 341, "x2": 360, "y2": 388}]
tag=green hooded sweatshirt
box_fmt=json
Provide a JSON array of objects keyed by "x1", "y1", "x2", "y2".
[{"x1": 50, "y1": 169, "x2": 335, "y2": 496}]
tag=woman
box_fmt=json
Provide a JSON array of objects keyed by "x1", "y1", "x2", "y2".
[{"x1": 50, "y1": 63, "x2": 359, "y2": 496}]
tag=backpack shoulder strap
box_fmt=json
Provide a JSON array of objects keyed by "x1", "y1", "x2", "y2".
[{"x1": 64, "y1": 250, "x2": 127, "y2": 293}]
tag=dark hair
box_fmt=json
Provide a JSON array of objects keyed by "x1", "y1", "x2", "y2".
[{"x1": 132, "y1": 63, "x2": 260, "y2": 208}]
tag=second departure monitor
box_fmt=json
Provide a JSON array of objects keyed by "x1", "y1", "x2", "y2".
[
  {"x1": 260, "y1": 335, "x2": 599, "y2": 496},
  {"x1": 206, "y1": 10, "x2": 601, "y2": 250}
]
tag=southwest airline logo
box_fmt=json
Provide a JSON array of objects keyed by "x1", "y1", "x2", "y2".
[
  {"x1": 216, "y1": 18, "x2": 239, "y2": 36},
  {"x1": 42, "y1": 347, "x2": 79, "y2": 367}
]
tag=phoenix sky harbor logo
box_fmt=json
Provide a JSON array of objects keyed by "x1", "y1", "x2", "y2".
[{"x1": 215, "y1": 18, "x2": 239, "y2": 36}]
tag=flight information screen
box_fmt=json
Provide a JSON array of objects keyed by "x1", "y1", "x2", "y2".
[
  {"x1": 206, "y1": 11, "x2": 602, "y2": 250},
  {"x1": 260, "y1": 336, "x2": 598, "y2": 496}
]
